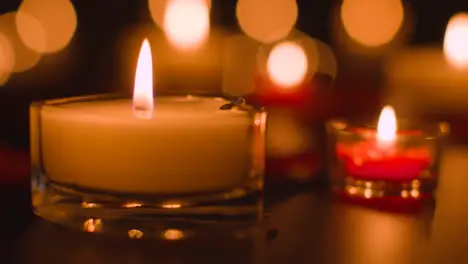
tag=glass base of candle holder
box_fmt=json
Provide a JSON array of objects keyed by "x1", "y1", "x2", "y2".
[
  {"x1": 332, "y1": 175, "x2": 436, "y2": 200},
  {"x1": 32, "y1": 177, "x2": 263, "y2": 238}
]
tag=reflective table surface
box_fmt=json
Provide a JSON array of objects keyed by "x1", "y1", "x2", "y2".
[{"x1": 2, "y1": 146, "x2": 468, "y2": 264}]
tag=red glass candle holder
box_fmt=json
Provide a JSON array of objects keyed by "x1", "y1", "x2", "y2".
[{"x1": 326, "y1": 119, "x2": 449, "y2": 200}]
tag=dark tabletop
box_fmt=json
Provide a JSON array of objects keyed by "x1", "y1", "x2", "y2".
[{"x1": 2, "y1": 146, "x2": 468, "y2": 264}]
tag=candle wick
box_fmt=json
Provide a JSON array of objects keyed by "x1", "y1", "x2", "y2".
[{"x1": 133, "y1": 106, "x2": 153, "y2": 119}]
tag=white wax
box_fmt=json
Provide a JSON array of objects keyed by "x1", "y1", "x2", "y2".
[
  {"x1": 39, "y1": 96, "x2": 254, "y2": 194},
  {"x1": 385, "y1": 47, "x2": 468, "y2": 114}
]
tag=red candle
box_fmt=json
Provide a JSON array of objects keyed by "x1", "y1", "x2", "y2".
[
  {"x1": 336, "y1": 139, "x2": 431, "y2": 181},
  {"x1": 335, "y1": 106, "x2": 432, "y2": 182}
]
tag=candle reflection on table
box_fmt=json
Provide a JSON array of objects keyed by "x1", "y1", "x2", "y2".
[
  {"x1": 327, "y1": 204, "x2": 431, "y2": 264},
  {"x1": 429, "y1": 148, "x2": 468, "y2": 263}
]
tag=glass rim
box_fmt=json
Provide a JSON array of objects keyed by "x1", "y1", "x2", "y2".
[
  {"x1": 30, "y1": 93, "x2": 267, "y2": 114},
  {"x1": 326, "y1": 118, "x2": 450, "y2": 140}
]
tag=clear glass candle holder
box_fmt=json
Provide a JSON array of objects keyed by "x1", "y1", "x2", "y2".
[
  {"x1": 30, "y1": 93, "x2": 266, "y2": 236},
  {"x1": 326, "y1": 119, "x2": 449, "y2": 200}
]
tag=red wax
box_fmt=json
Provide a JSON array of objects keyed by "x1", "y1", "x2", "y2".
[{"x1": 336, "y1": 137, "x2": 431, "y2": 181}]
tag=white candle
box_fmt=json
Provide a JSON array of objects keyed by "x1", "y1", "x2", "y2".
[
  {"x1": 385, "y1": 13, "x2": 468, "y2": 114},
  {"x1": 38, "y1": 95, "x2": 256, "y2": 194},
  {"x1": 31, "y1": 38, "x2": 265, "y2": 195}
]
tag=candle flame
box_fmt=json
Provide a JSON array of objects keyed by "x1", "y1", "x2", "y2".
[
  {"x1": 163, "y1": 0, "x2": 209, "y2": 51},
  {"x1": 377, "y1": 105, "x2": 397, "y2": 143},
  {"x1": 444, "y1": 13, "x2": 468, "y2": 68},
  {"x1": 133, "y1": 39, "x2": 153, "y2": 119},
  {"x1": 266, "y1": 41, "x2": 307, "y2": 89}
]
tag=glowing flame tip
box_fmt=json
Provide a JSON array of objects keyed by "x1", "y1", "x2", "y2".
[
  {"x1": 133, "y1": 39, "x2": 154, "y2": 119},
  {"x1": 377, "y1": 105, "x2": 397, "y2": 143}
]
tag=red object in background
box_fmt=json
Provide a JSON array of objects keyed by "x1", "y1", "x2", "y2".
[
  {"x1": 246, "y1": 73, "x2": 334, "y2": 109},
  {"x1": 0, "y1": 144, "x2": 29, "y2": 186},
  {"x1": 336, "y1": 140, "x2": 431, "y2": 182}
]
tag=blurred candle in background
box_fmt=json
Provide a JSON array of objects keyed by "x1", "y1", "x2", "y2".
[
  {"x1": 385, "y1": 12, "x2": 468, "y2": 117},
  {"x1": 246, "y1": 34, "x2": 336, "y2": 183}
]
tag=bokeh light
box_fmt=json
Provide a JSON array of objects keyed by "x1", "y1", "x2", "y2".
[
  {"x1": 267, "y1": 41, "x2": 307, "y2": 88},
  {"x1": 163, "y1": 0, "x2": 210, "y2": 51},
  {"x1": 0, "y1": 12, "x2": 41, "y2": 73},
  {"x1": 163, "y1": 229, "x2": 185, "y2": 240},
  {"x1": 236, "y1": 0, "x2": 298, "y2": 43},
  {"x1": 149, "y1": 0, "x2": 211, "y2": 29},
  {"x1": 16, "y1": 0, "x2": 77, "y2": 54},
  {"x1": 340, "y1": 0, "x2": 404, "y2": 47},
  {"x1": 0, "y1": 33, "x2": 15, "y2": 85},
  {"x1": 444, "y1": 12, "x2": 468, "y2": 68},
  {"x1": 257, "y1": 33, "x2": 320, "y2": 90}
]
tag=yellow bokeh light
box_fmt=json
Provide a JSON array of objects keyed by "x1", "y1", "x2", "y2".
[
  {"x1": 163, "y1": 0, "x2": 210, "y2": 51},
  {"x1": 83, "y1": 218, "x2": 103, "y2": 233},
  {"x1": 163, "y1": 229, "x2": 185, "y2": 240},
  {"x1": 341, "y1": 0, "x2": 403, "y2": 47},
  {"x1": 149, "y1": 0, "x2": 211, "y2": 29},
  {"x1": 128, "y1": 229, "x2": 144, "y2": 239},
  {"x1": 444, "y1": 12, "x2": 468, "y2": 68},
  {"x1": 236, "y1": 0, "x2": 298, "y2": 43},
  {"x1": 267, "y1": 41, "x2": 307, "y2": 88},
  {"x1": 0, "y1": 12, "x2": 40, "y2": 73},
  {"x1": 16, "y1": 0, "x2": 77, "y2": 53},
  {"x1": 0, "y1": 33, "x2": 15, "y2": 86}
]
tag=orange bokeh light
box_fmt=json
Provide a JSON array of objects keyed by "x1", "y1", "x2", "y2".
[
  {"x1": 16, "y1": 0, "x2": 77, "y2": 53},
  {"x1": 0, "y1": 33, "x2": 15, "y2": 85},
  {"x1": 341, "y1": 0, "x2": 403, "y2": 47},
  {"x1": 0, "y1": 12, "x2": 40, "y2": 73},
  {"x1": 267, "y1": 41, "x2": 307, "y2": 88},
  {"x1": 444, "y1": 13, "x2": 468, "y2": 68},
  {"x1": 236, "y1": 0, "x2": 298, "y2": 44}
]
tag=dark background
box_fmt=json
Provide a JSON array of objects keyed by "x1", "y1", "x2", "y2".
[
  {"x1": 1, "y1": 0, "x2": 468, "y2": 148},
  {"x1": 1, "y1": 2, "x2": 468, "y2": 263}
]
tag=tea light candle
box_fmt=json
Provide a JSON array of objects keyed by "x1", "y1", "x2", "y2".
[
  {"x1": 328, "y1": 106, "x2": 447, "y2": 200},
  {"x1": 36, "y1": 40, "x2": 254, "y2": 194},
  {"x1": 336, "y1": 106, "x2": 431, "y2": 182}
]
